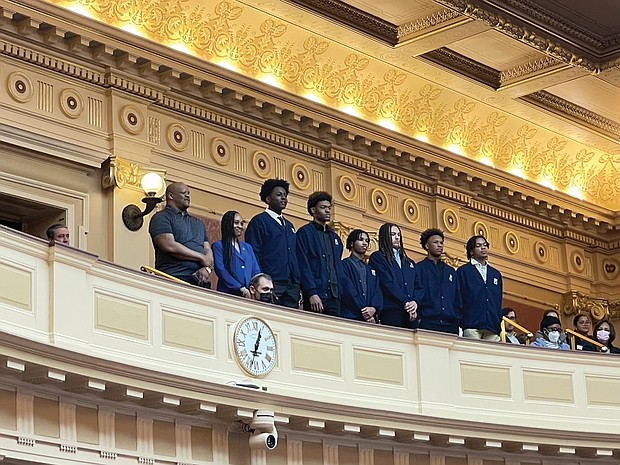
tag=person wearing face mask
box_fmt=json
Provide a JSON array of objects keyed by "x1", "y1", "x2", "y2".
[
  {"x1": 531, "y1": 316, "x2": 570, "y2": 350},
  {"x1": 593, "y1": 319, "x2": 620, "y2": 354},
  {"x1": 534, "y1": 309, "x2": 567, "y2": 344},
  {"x1": 249, "y1": 273, "x2": 276, "y2": 304},
  {"x1": 212, "y1": 211, "x2": 261, "y2": 298}
]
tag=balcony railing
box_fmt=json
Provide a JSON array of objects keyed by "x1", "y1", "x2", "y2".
[{"x1": 1, "y1": 226, "x2": 619, "y2": 442}]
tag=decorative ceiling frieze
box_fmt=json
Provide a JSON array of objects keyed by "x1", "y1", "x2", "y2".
[
  {"x1": 5, "y1": 0, "x2": 620, "y2": 211},
  {"x1": 499, "y1": 56, "x2": 562, "y2": 84}
]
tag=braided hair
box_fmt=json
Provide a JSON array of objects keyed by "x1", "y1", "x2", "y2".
[{"x1": 377, "y1": 223, "x2": 409, "y2": 265}]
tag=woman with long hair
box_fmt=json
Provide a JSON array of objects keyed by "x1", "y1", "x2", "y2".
[
  {"x1": 593, "y1": 319, "x2": 620, "y2": 354},
  {"x1": 212, "y1": 211, "x2": 261, "y2": 298},
  {"x1": 368, "y1": 223, "x2": 424, "y2": 328}
]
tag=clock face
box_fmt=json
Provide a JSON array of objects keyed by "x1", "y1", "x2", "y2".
[{"x1": 232, "y1": 316, "x2": 277, "y2": 377}]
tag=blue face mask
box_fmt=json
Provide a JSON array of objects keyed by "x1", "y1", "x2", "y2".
[{"x1": 547, "y1": 330, "x2": 561, "y2": 343}]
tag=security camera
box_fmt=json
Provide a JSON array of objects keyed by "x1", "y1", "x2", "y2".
[{"x1": 247, "y1": 410, "x2": 278, "y2": 450}]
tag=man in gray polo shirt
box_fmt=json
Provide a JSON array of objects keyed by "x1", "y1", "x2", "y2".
[{"x1": 149, "y1": 182, "x2": 214, "y2": 286}]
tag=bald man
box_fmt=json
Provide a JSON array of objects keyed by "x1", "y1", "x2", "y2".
[{"x1": 148, "y1": 182, "x2": 214, "y2": 287}]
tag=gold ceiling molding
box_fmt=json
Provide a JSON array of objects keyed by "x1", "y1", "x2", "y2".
[
  {"x1": 44, "y1": 0, "x2": 620, "y2": 209},
  {"x1": 499, "y1": 56, "x2": 562, "y2": 84},
  {"x1": 434, "y1": 0, "x2": 618, "y2": 71},
  {"x1": 397, "y1": 9, "x2": 461, "y2": 40}
]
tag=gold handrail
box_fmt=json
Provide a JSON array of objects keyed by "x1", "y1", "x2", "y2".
[
  {"x1": 500, "y1": 317, "x2": 534, "y2": 345},
  {"x1": 565, "y1": 328, "x2": 609, "y2": 353},
  {"x1": 140, "y1": 265, "x2": 189, "y2": 285}
]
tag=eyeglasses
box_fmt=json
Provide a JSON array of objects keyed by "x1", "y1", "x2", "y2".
[
  {"x1": 474, "y1": 242, "x2": 490, "y2": 248},
  {"x1": 545, "y1": 328, "x2": 562, "y2": 333}
]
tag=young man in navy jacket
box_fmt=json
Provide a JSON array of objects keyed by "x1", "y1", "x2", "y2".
[
  {"x1": 368, "y1": 223, "x2": 424, "y2": 328},
  {"x1": 296, "y1": 191, "x2": 344, "y2": 317},
  {"x1": 245, "y1": 179, "x2": 301, "y2": 308},
  {"x1": 341, "y1": 229, "x2": 383, "y2": 323},
  {"x1": 417, "y1": 228, "x2": 462, "y2": 335},
  {"x1": 457, "y1": 235, "x2": 503, "y2": 341}
]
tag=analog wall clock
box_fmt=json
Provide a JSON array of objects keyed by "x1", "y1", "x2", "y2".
[{"x1": 232, "y1": 316, "x2": 277, "y2": 377}]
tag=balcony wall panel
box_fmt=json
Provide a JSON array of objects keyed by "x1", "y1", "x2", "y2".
[{"x1": 0, "y1": 227, "x2": 619, "y2": 443}]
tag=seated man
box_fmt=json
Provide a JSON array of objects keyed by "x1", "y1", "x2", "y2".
[
  {"x1": 340, "y1": 229, "x2": 382, "y2": 323},
  {"x1": 249, "y1": 273, "x2": 275, "y2": 303},
  {"x1": 148, "y1": 182, "x2": 214, "y2": 286},
  {"x1": 531, "y1": 316, "x2": 570, "y2": 350},
  {"x1": 46, "y1": 224, "x2": 70, "y2": 245},
  {"x1": 534, "y1": 309, "x2": 567, "y2": 344},
  {"x1": 502, "y1": 307, "x2": 525, "y2": 345}
]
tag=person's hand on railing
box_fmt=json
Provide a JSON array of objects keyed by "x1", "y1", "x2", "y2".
[{"x1": 565, "y1": 328, "x2": 609, "y2": 353}]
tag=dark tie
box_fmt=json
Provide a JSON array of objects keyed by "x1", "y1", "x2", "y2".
[{"x1": 278, "y1": 216, "x2": 285, "y2": 228}]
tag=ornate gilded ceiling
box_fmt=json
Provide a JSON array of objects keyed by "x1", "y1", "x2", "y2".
[{"x1": 43, "y1": 0, "x2": 620, "y2": 210}]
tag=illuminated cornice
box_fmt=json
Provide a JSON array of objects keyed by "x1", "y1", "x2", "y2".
[
  {"x1": 1, "y1": 0, "x2": 619, "y2": 214},
  {"x1": 28, "y1": 0, "x2": 620, "y2": 210},
  {"x1": 25, "y1": 0, "x2": 620, "y2": 210}
]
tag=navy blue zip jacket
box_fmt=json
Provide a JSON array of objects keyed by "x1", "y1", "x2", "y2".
[{"x1": 296, "y1": 222, "x2": 344, "y2": 299}]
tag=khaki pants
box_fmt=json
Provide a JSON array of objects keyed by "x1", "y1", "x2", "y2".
[{"x1": 463, "y1": 328, "x2": 500, "y2": 342}]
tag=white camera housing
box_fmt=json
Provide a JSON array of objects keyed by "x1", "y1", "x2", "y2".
[{"x1": 248, "y1": 410, "x2": 278, "y2": 450}]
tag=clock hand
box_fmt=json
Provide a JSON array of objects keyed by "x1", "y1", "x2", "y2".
[{"x1": 252, "y1": 329, "x2": 262, "y2": 356}]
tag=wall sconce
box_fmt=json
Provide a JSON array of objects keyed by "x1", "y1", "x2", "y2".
[{"x1": 122, "y1": 172, "x2": 165, "y2": 231}]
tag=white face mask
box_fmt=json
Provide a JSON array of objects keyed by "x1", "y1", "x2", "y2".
[
  {"x1": 597, "y1": 330, "x2": 610, "y2": 343},
  {"x1": 547, "y1": 330, "x2": 561, "y2": 343}
]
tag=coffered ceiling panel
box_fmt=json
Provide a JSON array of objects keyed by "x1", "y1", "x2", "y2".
[
  {"x1": 448, "y1": 30, "x2": 547, "y2": 71},
  {"x1": 546, "y1": 76, "x2": 620, "y2": 122},
  {"x1": 340, "y1": 0, "x2": 440, "y2": 26}
]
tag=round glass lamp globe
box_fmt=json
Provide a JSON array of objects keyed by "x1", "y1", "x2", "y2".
[{"x1": 141, "y1": 172, "x2": 164, "y2": 196}]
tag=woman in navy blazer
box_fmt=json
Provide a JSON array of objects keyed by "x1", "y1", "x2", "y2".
[
  {"x1": 212, "y1": 211, "x2": 261, "y2": 298},
  {"x1": 368, "y1": 223, "x2": 424, "y2": 328}
]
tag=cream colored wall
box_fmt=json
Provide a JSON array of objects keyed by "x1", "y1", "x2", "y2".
[
  {"x1": 1, "y1": 227, "x2": 618, "y2": 442},
  {"x1": 1, "y1": 219, "x2": 619, "y2": 463}
]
